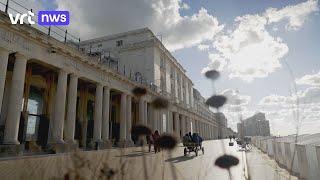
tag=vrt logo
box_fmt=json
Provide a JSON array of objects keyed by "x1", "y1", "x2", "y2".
[
  {"x1": 8, "y1": 11, "x2": 69, "y2": 26},
  {"x1": 9, "y1": 11, "x2": 35, "y2": 25}
]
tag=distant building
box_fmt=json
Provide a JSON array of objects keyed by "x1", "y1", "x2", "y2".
[
  {"x1": 237, "y1": 112, "x2": 270, "y2": 137},
  {"x1": 213, "y1": 113, "x2": 235, "y2": 138}
]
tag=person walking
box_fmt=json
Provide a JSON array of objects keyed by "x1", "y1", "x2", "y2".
[{"x1": 152, "y1": 130, "x2": 160, "y2": 153}]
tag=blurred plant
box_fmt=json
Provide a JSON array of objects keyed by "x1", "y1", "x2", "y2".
[
  {"x1": 204, "y1": 70, "x2": 220, "y2": 80},
  {"x1": 151, "y1": 97, "x2": 169, "y2": 109},
  {"x1": 155, "y1": 134, "x2": 177, "y2": 150},
  {"x1": 131, "y1": 124, "x2": 152, "y2": 137},
  {"x1": 205, "y1": 95, "x2": 227, "y2": 110},
  {"x1": 215, "y1": 154, "x2": 239, "y2": 169},
  {"x1": 154, "y1": 133, "x2": 178, "y2": 180},
  {"x1": 132, "y1": 87, "x2": 147, "y2": 97},
  {"x1": 99, "y1": 163, "x2": 117, "y2": 180}
]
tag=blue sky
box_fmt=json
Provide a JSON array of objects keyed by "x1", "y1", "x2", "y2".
[
  {"x1": 5, "y1": 0, "x2": 319, "y2": 135},
  {"x1": 176, "y1": 0, "x2": 320, "y2": 98},
  {"x1": 171, "y1": 0, "x2": 320, "y2": 135}
]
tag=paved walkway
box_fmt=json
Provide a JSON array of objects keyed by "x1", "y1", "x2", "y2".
[{"x1": 0, "y1": 140, "x2": 298, "y2": 180}]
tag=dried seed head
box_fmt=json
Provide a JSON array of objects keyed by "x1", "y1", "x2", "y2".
[
  {"x1": 151, "y1": 97, "x2": 169, "y2": 109},
  {"x1": 214, "y1": 154, "x2": 239, "y2": 169},
  {"x1": 100, "y1": 166, "x2": 116, "y2": 178},
  {"x1": 131, "y1": 125, "x2": 152, "y2": 137},
  {"x1": 132, "y1": 87, "x2": 147, "y2": 97},
  {"x1": 205, "y1": 95, "x2": 227, "y2": 109},
  {"x1": 204, "y1": 70, "x2": 220, "y2": 80},
  {"x1": 155, "y1": 134, "x2": 177, "y2": 150}
]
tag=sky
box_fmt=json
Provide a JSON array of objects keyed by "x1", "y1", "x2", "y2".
[{"x1": 2, "y1": 0, "x2": 319, "y2": 136}]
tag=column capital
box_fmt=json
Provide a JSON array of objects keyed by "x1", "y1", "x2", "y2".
[
  {"x1": 14, "y1": 53, "x2": 28, "y2": 61},
  {"x1": 0, "y1": 47, "x2": 9, "y2": 54},
  {"x1": 104, "y1": 85, "x2": 111, "y2": 90},
  {"x1": 69, "y1": 73, "x2": 78, "y2": 78}
]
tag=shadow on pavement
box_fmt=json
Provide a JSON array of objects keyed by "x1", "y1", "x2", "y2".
[
  {"x1": 165, "y1": 155, "x2": 196, "y2": 163},
  {"x1": 115, "y1": 152, "x2": 153, "y2": 158}
]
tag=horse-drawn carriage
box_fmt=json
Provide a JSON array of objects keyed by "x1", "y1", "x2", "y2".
[
  {"x1": 183, "y1": 141, "x2": 204, "y2": 156},
  {"x1": 182, "y1": 133, "x2": 204, "y2": 156}
]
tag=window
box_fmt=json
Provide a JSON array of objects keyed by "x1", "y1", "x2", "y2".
[
  {"x1": 160, "y1": 56, "x2": 165, "y2": 69},
  {"x1": 116, "y1": 40, "x2": 123, "y2": 47},
  {"x1": 26, "y1": 87, "x2": 44, "y2": 140}
]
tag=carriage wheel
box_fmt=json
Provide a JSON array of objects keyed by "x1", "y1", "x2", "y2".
[{"x1": 184, "y1": 148, "x2": 187, "y2": 156}]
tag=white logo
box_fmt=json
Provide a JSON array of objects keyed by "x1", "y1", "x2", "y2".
[{"x1": 9, "y1": 11, "x2": 35, "y2": 25}]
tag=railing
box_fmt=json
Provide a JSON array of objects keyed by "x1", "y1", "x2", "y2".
[
  {"x1": 0, "y1": 0, "x2": 80, "y2": 48},
  {"x1": 0, "y1": 0, "x2": 164, "y2": 94},
  {"x1": 0, "y1": 0, "x2": 208, "y2": 116}
]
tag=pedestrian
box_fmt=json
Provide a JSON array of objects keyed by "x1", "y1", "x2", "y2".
[
  {"x1": 152, "y1": 130, "x2": 160, "y2": 153},
  {"x1": 147, "y1": 134, "x2": 153, "y2": 152},
  {"x1": 188, "y1": 132, "x2": 193, "y2": 141}
]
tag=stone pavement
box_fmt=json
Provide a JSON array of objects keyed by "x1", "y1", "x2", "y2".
[{"x1": 0, "y1": 140, "x2": 298, "y2": 180}]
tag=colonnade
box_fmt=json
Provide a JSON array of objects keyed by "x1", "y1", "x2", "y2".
[{"x1": 0, "y1": 49, "x2": 218, "y2": 152}]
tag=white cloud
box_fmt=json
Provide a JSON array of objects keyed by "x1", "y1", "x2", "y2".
[
  {"x1": 212, "y1": 14, "x2": 289, "y2": 82},
  {"x1": 220, "y1": 89, "x2": 251, "y2": 106},
  {"x1": 201, "y1": 53, "x2": 227, "y2": 73},
  {"x1": 265, "y1": 0, "x2": 319, "y2": 30},
  {"x1": 55, "y1": 0, "x2": 224, "y2": 51},
  {"x1": 258, "y1": 87, "x2": 320, "y2": 135},
  {"x1": 197, "y1": 44, "x2": 210, "y2": 51},
  {"x1": 296, "y1": 71, "x2": 320, "y2": 86},
  {"x1": 259, "y1": 94, "x2": 294, "y2": 106},
  {"x1": 259, "y1": 87, "x2": 320, "y2": 107},
  {"x1": 203, "y1": 0, "x2": 318, "y2": 82},
  {"x1": 181, "y1": 2, "x2": 190, "y2": 10}
]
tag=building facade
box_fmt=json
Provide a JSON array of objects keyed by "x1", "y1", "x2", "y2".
[
  {"x1": 0, "y1": 12, "x2": 227, "y2": 155},
  {"x1": 237, "y1": 112, "x2": 270, "y2": 137}
]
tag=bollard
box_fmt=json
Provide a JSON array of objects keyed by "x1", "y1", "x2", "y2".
[
  {"x1": 276, "y1": 142, "x2": 283, "y2": 165},
  {"x1": 267, "y1": 139, "x2": 274, "y2": 157},
  {"x1": 273, "y1": 139, "x2": 278, "y2": 161},
  {"x1": 296, "y1": 144, "x2": 309, "y2": 179},
  {"x1": 284, "y1": 142, "x2": 292, "y2": 169},
  {"x1": 316, "y1": 146, "x2": 320, "y2": 177}
]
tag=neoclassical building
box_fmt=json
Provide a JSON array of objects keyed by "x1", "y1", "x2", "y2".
[{"x1": 0, "y1": 11, "x2": 229, "y2": 155}]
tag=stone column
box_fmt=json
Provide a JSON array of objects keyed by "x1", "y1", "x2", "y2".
[
  {"x1": 119, "y1": 93, "x2": 127, "y2": 141},
  {"x1": 126, "y1": 95, "x2": 132, "y2": 143},
  {"x1": 158, "y1": 110, "x2": 162, "y2": 133},
  {"x1": 102, "y1": 86, "x2": 110, "y2": 141},
  {"x1": 180, "y1": 115, "x2": 185, "y2": 136},
  {"x1": 186, "y1": 117, "x2": 190, "y2": 133},
  {"x1": 206, "y1": 124, "x2": 210, "y2": 139},
  {"x1": 0, "y1": 48, "x2": 9, "y2": 116},
  {"x1": 144, "y1": 101, "x2": 148, "y2": 125},
  {"x1": 139, "y1": 98, "x2": 144, "y2": 124},
  {"x1": 93, "y1": 84, "x2": 103, "y2": 142},
  {"x1": 173, "y1": 112, "x2": 180, "y2": 138},
  {"x1": 201, "y1": 123, "x2": 204, "y2": 138},
  {"x1": 51, "y1": 70, "x2": 68, "y2": 143},
  {"x1": 65, "y1": 74, "x2": 78, "y2": 143},
  {"x1": 3, "y1": 54, "x2": 27, "y2": 144},
  {"x1": 168, "y1": 111, "x2": 173, "y2": 133},
  {"x1": 153, "y1": 109, "x2": 158, "y2": 131}
]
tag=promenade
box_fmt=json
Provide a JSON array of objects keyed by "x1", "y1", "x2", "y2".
[{"x1": 0, "y1": 140, "x2": 297, "y2": 180}]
